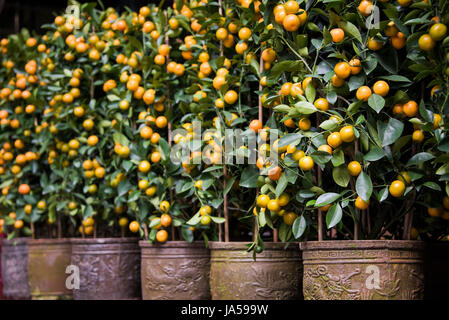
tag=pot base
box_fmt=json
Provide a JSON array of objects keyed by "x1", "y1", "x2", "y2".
[{"x1": 1, "y1": 238, "x2": 30, "y2": 299}]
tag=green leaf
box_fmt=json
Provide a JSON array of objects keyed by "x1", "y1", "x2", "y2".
[
  {"x1": 275, "y1": 173, "x2": 288, "y2": 198},
  {"x1": 292, "y1": 215, "x2": 306, "y2": 239},
  {"x1": 210, "y1": 216, "x2": 225, "y2": 223},
  {"x1": 356, "y1": 171, "x2": 372, "y2": 202},
  {"x1": 273, "y1": 104, "x2": 291, "y2": 113},
  {"x1": 368, "y1": 94, "x2": 385, "y2": 113},
  {"x1": 331, "y1": 149, "x2": 345, "y2": 167},
  {"x1": 332, "y1": 166, "x2": 350, "y2": 187},
  {"x1": 378, "y1": 118, "x2": 404, "y2": 147},
  {"x1": 423, "y1": 182, "x2": 441, "y2": 191},
  {"x1": 294, "y1": 101, "x2": 317, "y2": 115},
  {"x1": 278, "y1": 133, "x2": 303, "y2": 148},
  {"x1": 113, "y1": 132, "x2": 130, "y2": 147},
  {"x1": 364, "y1": 147, "x2": 385, "y2": 161},
  {"x1": 337, "y1": 20, "x2": 362, "y2": 44},
  {"x1": 326, "y1": 203, "x2": 342, "y2": 229},
  {"x1": 319, "y1": 119, "x2": 339, "y2": 130},
  {"x1": 378, "y1": 187, "x2": 389, "y2": 202},
  {"x1": 315, "y1": 192, "x2": 341, "y2": 207},
  {"x1": 239, "y1": 166, "x2": 259, "y2": 188},
  {"x1": 406, "y1": 152, "x2": 435, "y2": 167}
]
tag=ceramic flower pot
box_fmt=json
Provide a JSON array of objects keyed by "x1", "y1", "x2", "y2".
[
  {"x1": 70, "y1": 238, "x2": 141, "y2": 300},
  {"x1": 300, "y1": 240, "x2": 425, "y2": 300},
  {"x1": 140, "y1": 241, "x2": 211, "y2": 300},
  {"x1": 1, "y1": 237, "x2": 30, "y2": 299},
  {"x1": 209, "y1": 242, "x2": 302, "y2": 300},
  {"x1": 27, "y1": 238, "x2": 72, "y2": 299}
]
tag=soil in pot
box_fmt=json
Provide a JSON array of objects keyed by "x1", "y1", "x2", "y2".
[
  {"x1": 1, "y1": 237, "x2": 30, "y2": 299},
  {"x1": 209, "y1": 242, "x2": 302, "y2": 300},
  {"x1": 140, "y1": 241, "x2": 210, "y2": 300},
  {"x1": 70, "y1": 238, "x2": 141, "y2": 300},
  {"x1": 28, "y1": 238, "x2": 72, "y2": 299},
  {"x1": 300, "y1": 240, "x2": 425, "y2": 300}
]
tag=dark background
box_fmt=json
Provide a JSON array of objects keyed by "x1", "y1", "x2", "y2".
[{"x1": 0, "y1": 0, "x2": 156, "y2": 36}]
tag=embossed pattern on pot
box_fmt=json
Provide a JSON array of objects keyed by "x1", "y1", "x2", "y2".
[
  {"x1": 71, "y1": 238, "x2": 141, "y2": 300},
  {"x1": 209, "y1": 242, "x2": 302, "y2": 300},
  {"x1": 140, "y1": 241, "x2": 211, "y2": 300},
  {"x1": 1, "y1": 238, "x2": 30, "y2": 299},
  {"x1": 300, "y1": 240, "x2": 425, "y2": 300},
  {"x1": 28, "y1": 239, "x2": 72, "y2": 300}
]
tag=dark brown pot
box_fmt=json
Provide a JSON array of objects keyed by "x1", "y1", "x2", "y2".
[
  {"x1": 1, "y1": 237, "x2": 30, "y2": 299},
  {"x1": 28, "y1": 239, "x2": 72, "y2": 300},
  {"x1": 139, "y1": 241, "x2": 210, "y2": 300},
  {"x1": 424, "y1": 242, "x2": 449, "y2": 300},
  {"x1": 300, "y1": 240, "x2": 425, "y2": 300},
  {"x1": 209, "y1": 242, "x2": 302, "y2": 300},
  {"x1": 71, "y1": 238, "x2": 141, "y2": 300}
]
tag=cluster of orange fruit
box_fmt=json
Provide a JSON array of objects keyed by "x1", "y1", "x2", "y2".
[{"x1": 273, "y1": 1, "x2": 307, "y2": 32}]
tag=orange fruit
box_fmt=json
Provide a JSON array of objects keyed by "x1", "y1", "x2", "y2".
[
  {"x1": 372, "y1": 80, "x2": 389, "y2": 97},
  {"x1": 262, "y1": 48, "x2": 276, "y2": 63},
  {"x1": 249, "y1": 119, "x2": 263, "y2": 132},
  {"x1": 349, "y1": 59, "x2": 362, "y2": 75},
  {"x1": 412, "y1": 130, "x2": 424, "y2": 143},
  {"x1": 347, "y1": 161, "x2": 362, "y2": 177},
  {"x1": 268, "y1": 166, "x2": 281, "y2": 181},
  {"x1": 389, "y1": 180, "x2": 405, "y2": 198},
  {"x1": 429, "y1": 23, "x2": 447, "y2": 41},
  {"x1": 418, "y1": 34, "x2": 435, "y2": 51},
  {"x1": 358, "y1": 0, "x2": 373, "y2": 16},
  {"x1": 156, "y1": 229, "x2": 168, "y2": 242},
  {"x1": 403, "y1": 101, "x2": 418, "y2": 117},
  {"x1": 339, "y1": 126, "x2": 355, "y2": 143},
  {"x1": 334, "y1": 62, "x2": 351, "y2": 79},
  {"x1": 138, "y1": 160, "x2": 151, "y2": 173},
  {"x1": 330, "y1": 28, "x2": 345, "y2": 43},
  {"x1": 355, "y1": 196, "x2": 370, "y2": 210},
  {"x1": 299, "y1": 156, "x2": 314, "y2": 171},
  {"x1": 283, "y1": 212, "x2": 297, "y2": 225},
  {"x1": 327, "y1": 132, "x2": 342, "y2": 148},
  {"x1": 160, "y1": 214, "x2": 172, "y2": 227},
  {"x1": 224, "y1": 90, "x2": 238, "y2": 104},
  {"x1": 314, "y1": 98, "x2": 329, "y2": 111},
  {"x1": 18, "y1": 184, "x2": 31, "y2": 194},
  {"x1": 318, "y1": 144, "x2": 332, "y2": 155},
  {"x1": 391, "y1": 32, "x2": 406, "y2": 50},
  {"x1": 356, "y1": 86, "x2": 372, "y2": 101},
  {"x1": 298, "y1": 118, "x2": 311, "y2": 131},
  {"x1": 367, "y1": 37, "x2": 383, "y2": 51},
  {"x1": 331, "y1": 75, "x2": 345, "y2": 87},
  {"x1": 283, "y1": 14, "x2": 300, "y2": 32}
]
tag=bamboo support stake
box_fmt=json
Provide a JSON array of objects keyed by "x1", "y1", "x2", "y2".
[
  {"x1": 31, "y1": 222, "x2": 35, "y2": 240},
  {"x1": 354, "y1": 141, "x2": 359, "y2": 240},
  {"x1": 316, "y1": 116, "x2": 324, "y2": 241},
  {"x1": 57, "y1": 213, "x2": 62, "y2": 239},
  {"x1": 143, "y1": 223, "x2": 149, "y2": 240},
  {"x1": 164, "y1": 12, "x2": 176, "y2": 242},
  {"x1": 217, "y1": 0, "x2": 229, "y2": 243}
]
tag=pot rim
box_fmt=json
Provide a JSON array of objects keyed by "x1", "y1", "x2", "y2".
[
  {"x1": 1, "y1": 237, "x2": 30, "y2": 245},
  {"x1": 139, "y1": 240, "x2": 208, "y2": 248},
  {"x1": 70, "y1": 237, "x2": 139, "y2": 244},
  {"x1": 28, "y1": 238, "x2": 72, "y2": 246},
  {"x1": 208, "y1": 241, "x2": 299, "y2": 250},
  {"x1": 299, "y1": 240, "x2": 426, "y2": 251}
]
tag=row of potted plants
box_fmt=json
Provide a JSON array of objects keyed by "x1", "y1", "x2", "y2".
[{"x1": 1, "y1": 0, "x2": 449, "y2": 300}]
